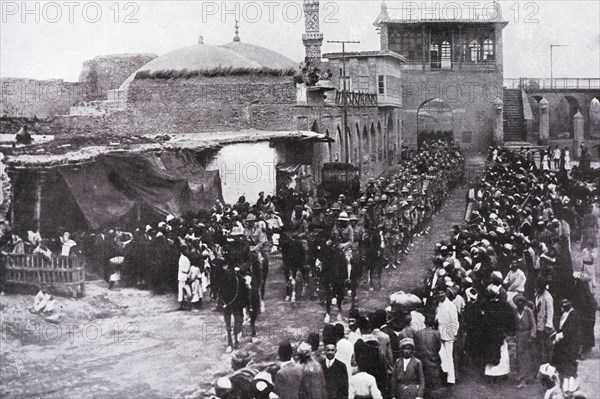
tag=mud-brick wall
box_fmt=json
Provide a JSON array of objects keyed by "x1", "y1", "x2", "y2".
[
  {"x1": 126, "y1": 75, "x2": 297, "y2": 134},
  {"x1": 0, "y1": 78, "x2": 89, "y2": 118}
]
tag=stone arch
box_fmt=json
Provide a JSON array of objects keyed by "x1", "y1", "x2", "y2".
[
  {"x1": 311, "y1": 120, "x2": 319, "y2": 133},
  {"x1": 326, "y1": 129, "x2": 332, "y2": 161},
  {"x1": 528, "y1": 95, "x2": 543, "y2": 134},
  {"x1": 345, "y1": 127, "x2": 353, "y2": 164},
  {"x1": 355, "y1": 123, "x2": 361, "y2": 166},
  {"x1": 589, "y1": 98, "x2": 600, "y2": 138},
  {"x1": 362, "y1": 125, "x2": 369, "y2": 163},
  {"x1": 333, "y1": 125, "x2": 343, "y2": 162},
  {"x1": 552, "y1": 96, "x2": 579, "y2": 139},
  {"x1": 387, "y1": 115, "x2": 395, "y2": 163},
  {"x1": 377, "y1": 121, "x2": 383, "y2": 161},
  {"x1": 417, "y1": 98, "x2": 453, "y2": 147},
  {"x1": 370, "y1": 123, "x2": 376, "y2": 162}
]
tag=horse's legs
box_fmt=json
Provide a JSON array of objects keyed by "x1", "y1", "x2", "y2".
[
  {"x1": 223, "y1": 308, "x2": 233, "y2": 349},
  {"x1": 249, "y1": 291, "x2": 259, "y2": 338},
  {"x1": 260, "y1": 257, "x2": 268, "y2": 312},
  {"x1": 261, "y1": 257, "x2": 269, "y2": 299},
  {"x1": 324, "y1": 282, "x2": 332, "y2": 322},
  {"x1": 375, "y1": 258, "x2": 383, "y2": 290},
  {"x1": 233, "y1": 308, "x2": 243, "y2": 348}
]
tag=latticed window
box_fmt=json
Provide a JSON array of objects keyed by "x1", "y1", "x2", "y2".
[
  {"x1": 441, "y1": 41, "x2": 452, "y2": 69},
  {"x1": 378, "y1": 75, "x2": 385, "y2": 95},
  {"x1": 483, "y1": 39, "x2": 494, "y2": 60},
  {"x1": 469, "y1": 40, "x2": 481, "y2": 63}
]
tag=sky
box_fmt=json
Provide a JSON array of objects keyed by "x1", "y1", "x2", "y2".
[{"x1": 1, "y1": 0, "x2": 599, "y2": 82}]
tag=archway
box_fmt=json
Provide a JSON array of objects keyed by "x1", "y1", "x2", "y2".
[
  {"x1": 589, "y1": 98, "x2": 600, "y2": 138},
  {"x1": 311, "y1": 120, "x2": 319, "y2": 133},
  {"x1": 362, "y1": 126, "x2": 369, "y2": 163},
  {"x1": 552, "y1": 96, "x2": 579, "y2": 139},
  {"x1": 326, "y1": 129, "x2": 332, "y2": 161},
  {"x1": 345, "y1": 127, "x2": 352, "y2": 164},
  {"x1": 333, "y1": 126, "x2": 342, "y2": 162},
  {"x1": 387, "y1": 116, "x2": 395, "y2": 163},
  {"x1": 355, "y1": 123, "x2": 361, "y2": 166},
  {"x1": 377, "y1": 122, "x2": 383, "y2": 161},
  {"x1": 528, "y1": 95, "x2": 543, "y2": 135},
  {"x1": 417, "y1": 98, "x2": 453, "y2": 147},
  {"x1": 370, "y1": 123, "x2": 376, "y2": 162}
]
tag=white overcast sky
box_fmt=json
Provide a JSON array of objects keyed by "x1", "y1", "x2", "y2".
[{"x1": 1, "y1": 0, "x2": 599, "y2": 81}]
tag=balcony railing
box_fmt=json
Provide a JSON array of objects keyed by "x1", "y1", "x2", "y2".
[
  {"x1": 335, "y1": 91, "x2": 378, "y2": 107},
  {"x1": 504, "y1": 78, "x2": 600, "y2": 90}
]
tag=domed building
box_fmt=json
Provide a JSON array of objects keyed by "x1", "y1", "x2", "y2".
[{"x1": 115, "y1": 33, "x2": 301, "y2": 135}]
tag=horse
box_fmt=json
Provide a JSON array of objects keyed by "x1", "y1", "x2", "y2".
[
  {"x1": 212, "y1": 258, "x2": 248, "y2": 352},
  {"x1": 315, "y1": 240, "x2": 346, "y2": 323},
  {"x1": 279, "y1": 231, "x2": 306, "y2": 302}
]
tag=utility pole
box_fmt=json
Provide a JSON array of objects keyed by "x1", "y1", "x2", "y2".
[
  {"x1": 327, "y1": 40, "x2": 360, "y2": 164},
  {"x1": 550, "y1": 44, "x2": 568, "y2": 89}
]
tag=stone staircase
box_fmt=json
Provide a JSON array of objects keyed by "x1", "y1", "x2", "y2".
[
  {"x1": 503, "y1": 142, "x2": 547, "y2": 164},
  {"x1": 503, "y1": 88, "x2": 526, "y2": 142}
]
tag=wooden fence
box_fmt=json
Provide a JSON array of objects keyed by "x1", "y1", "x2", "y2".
[{"x1": 1, "y1": 253, "x2": 85, "y2": 298}]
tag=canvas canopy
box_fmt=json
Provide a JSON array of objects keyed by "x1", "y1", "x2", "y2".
[
  {"x1": 58, "y1": 162, "x2": 136, "y2": 230},
  {"x1": 99, "y1": 150, "x2": 223, "y2": 218},
  {"x1": 57, "y1": 149, "x2": 223, "y2": 229}
]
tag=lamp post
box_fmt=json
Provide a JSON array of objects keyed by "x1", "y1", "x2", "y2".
[{"x1": 550, "y1": 44, "x2": 568, "y2": 89}]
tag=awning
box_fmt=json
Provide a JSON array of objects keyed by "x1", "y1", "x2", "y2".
[
  {"x1": 58, "y1": 162, "x2": 136, "y2": 230},
  {"x1": 99, "y1": 149, "x2": 223, "y2": 218}
]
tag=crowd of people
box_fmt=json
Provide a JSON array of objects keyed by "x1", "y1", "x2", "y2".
[
  {"x1": 2, "y1": 141, "x2": 598, "y2": 399},
  {"x1": 212, "y1": 147, "x2": 598, "y2": 399}
]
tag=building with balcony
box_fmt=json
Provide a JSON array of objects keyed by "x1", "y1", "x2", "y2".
[{"x1": 375, "y1": 2, "x2": 508, "y2": 152}]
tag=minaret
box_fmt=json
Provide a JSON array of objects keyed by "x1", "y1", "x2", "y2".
[
  {"x1": 302, "y1": 0, "x2": 324, "y2": 70},
  {"x1": 233, "y1": 20, "x2": 241, "y2": 42}
]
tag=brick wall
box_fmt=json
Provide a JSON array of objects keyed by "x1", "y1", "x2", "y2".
[
  {"x1": 1, "y1": 78, "x2": 89, "y2": 118},
  {"x1": 125, "y1": 75, "x2": 297, "y2": 134}
]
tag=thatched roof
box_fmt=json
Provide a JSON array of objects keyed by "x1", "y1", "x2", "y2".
[{"x1": 120, "y1": 42, "x2": 298, "y2": 87}]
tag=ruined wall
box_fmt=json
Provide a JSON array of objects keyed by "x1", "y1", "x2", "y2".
[
  {"x1": 0, "y1": 78, "x2": 88, "y2": 118},
  {"x1": 79, "y1": 53, "x2": 157, "y2": 100},
  {"x1": 126, "y1": 75, "x2": 297, "y2": 134}
]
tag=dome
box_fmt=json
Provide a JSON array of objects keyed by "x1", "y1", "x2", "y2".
[{"x1": 120, "y1": 42, "x2": 298, "y2": 89}]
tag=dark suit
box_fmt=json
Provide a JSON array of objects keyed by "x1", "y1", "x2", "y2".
[
  {"x1": 320, "y1": 358, "x2": 348, "y2": 399},
  {"x1": 275, "y1": 361, "x2": 303, "y2": 399},
  {"x1": 551, "y1": 309, "x2": 580, "y2": 377},
  {"x1": 391, "y1": 357, "x2": 425, "y2": 399},
  {"x1": 414, "y1": 327, "x2": 443, "y2": 398}
]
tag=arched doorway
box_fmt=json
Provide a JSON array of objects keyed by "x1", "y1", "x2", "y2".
[
  {"x1": 362, "y1": 126, "x2": 369, "y2": 164},
  {"x1": 387, "y1": 116, "x2": 394, "y2": 164},
  {"x1": 590, "y1": 98, "x2": 600, "y2": 138},
  {"x1": 311, "y1": 120, "x2": 319, "y2": 133},
  {"x1": 326, "y1": 129, "x2": 332, "y2": 161},
  {"x1": 355, "y1": 123, "x2": 361, "y2": 166},
  {"x1": 528, "y1": 95, "x2": 543, "y2": 136},
  {"x1": 377, "y1": 122, "x2": 383, "y2": 161},
  {"x1": 552, "y1": 96, "x2": 579, "y2": 139},
  {"x1": 417, "y1": 98, "x2": 453, "y2": 147},
  {"x1": 345, "y1": 127, "x2": 352, "y2": 163},
  {"x1": 370, "y1": 123, "x2": 376, "y2": 162},
  {"x1": 333, "y1": 126, "x2": 342, "y2": 162}
]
